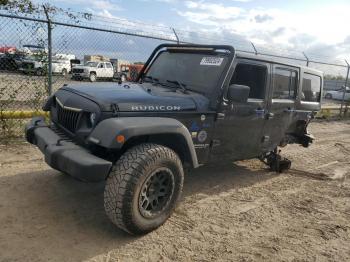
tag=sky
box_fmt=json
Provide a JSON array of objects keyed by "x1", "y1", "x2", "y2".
[{"x1": 28, "y1": 0, "x2": 350, "y2": 65}]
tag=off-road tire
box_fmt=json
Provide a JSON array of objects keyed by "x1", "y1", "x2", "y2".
[
  {"x1": 89, "y1": 72, "x2": 97, "y2": 82},
  {"x1": 104, "y1": 143, "x2": 184, "y2": 235}
]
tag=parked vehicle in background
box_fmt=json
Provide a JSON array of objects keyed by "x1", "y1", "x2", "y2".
[
  {"x1": 72, "y1": 61, "x2": 114, "y2": 82},
  {"x1": 52, "y1": 54, "x2": 76, "y2": 76},
  {"x1": 52, "y1": 59, "x2": 71, "y2": 76},
  {"x1": 110, "y1": 58, "x2": 131, "y2": 81},
  {"x1": 0, "y1": 52, "x2": 26, "y2": 71},
  {"x1": 19, "y1": 55, "x2": 46, "y2": 75},
  {"x1": 113, "y1": 63, "x2": 144, "y2": 82},
  {"x1": 113, "y1": 64, "x2": 129, "y2": 82},
  {"x1": 26, "y1": 44, "x2": 323, "y2": 235},
  {"x1": 84, "y1": 55, "x2": 109, "y2": 63},
  {"x1": 19, "y1": 44, "x2": 47, "y2": 75},
  {"x1": 128, "y1": 63, "x2": 144, "y2": 81},
  {"x1": 324, "y1": 86, "x2": 350, "y2": 101},
  {"x1": 0, "y1": 46, "x2": 16, "y2": 54}
]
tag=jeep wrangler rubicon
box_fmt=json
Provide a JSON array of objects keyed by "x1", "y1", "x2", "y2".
[{"x1": 25, "y1": 44, "x2": 323, "y2": 235}]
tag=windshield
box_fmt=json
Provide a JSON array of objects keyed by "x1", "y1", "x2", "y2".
[
  {"x1": 145, "y1": 51, "x2": 229, "y2": 94},
  {"x1": 85, "y1": 62, "x2": 98, "y2": 67}
]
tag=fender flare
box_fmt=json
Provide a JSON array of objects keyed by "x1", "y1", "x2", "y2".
[{"x1": 88, "y1": 117, "x2": 199, "y2": 168}]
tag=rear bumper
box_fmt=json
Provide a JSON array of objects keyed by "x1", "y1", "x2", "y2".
[{"x1": 25, "y1": 117, "x2": 112, "y2": 182}]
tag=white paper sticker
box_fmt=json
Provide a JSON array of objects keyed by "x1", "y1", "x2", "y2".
[{"x1": 200, "y1": 57, "x2": 224, "y2": 66}]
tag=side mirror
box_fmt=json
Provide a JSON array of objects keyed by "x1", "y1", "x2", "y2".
[{"x1": 227, "y1": 84, "x2": 250, "y2": 103}]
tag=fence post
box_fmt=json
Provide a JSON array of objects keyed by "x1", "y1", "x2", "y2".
[
  {"x1": 302, "y1": 52, "x2": 309, "y2": 67},
  {"x1": 171, "y1": 28, "x2": 179, "y2": 44},
  {"x1": 43, "y1": 5, "x2": 53, "y2": 96},
  {"x1": 340, "y1": 60, "x2": 349, "y2": 117}
]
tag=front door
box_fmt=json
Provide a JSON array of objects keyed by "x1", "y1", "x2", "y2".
[
  {"x1": 211, "y1": 60, "x2": 270, "y2": 160},
  {"x1": 97, "y1": 62, "x2": 106, "y2": 77},
  {"x1": 261, "y1": 65, "x2": 299, "y2": 152}
]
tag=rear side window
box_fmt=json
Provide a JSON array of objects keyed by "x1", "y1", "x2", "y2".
[
  {"x1": 273, "y1": 67, "x2": 298, "y2": 99},
  {"x1": 301, "y1": 73, "x2": 321, "y2": 102},
  {"x1": 106, "y1": 63, "x2": 112, "y2": 68},
  {"x1": 230, "y1": 63, "x2": 267, "y2": 99}
]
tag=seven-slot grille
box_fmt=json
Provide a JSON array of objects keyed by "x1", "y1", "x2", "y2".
[
  {"x1": 72, "y1": 68, "x2": 84, "y2": 73},
  {"x1": 56, "y1": 97, "x2": 82, "y2": 133}
]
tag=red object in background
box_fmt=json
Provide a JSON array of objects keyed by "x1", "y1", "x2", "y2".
[
  {"x1": 0, "y1": 46, "x2": 17, "y2": 54},
  {"x1": 128, "y1": 64, "x2": 144, "y2": 82}
]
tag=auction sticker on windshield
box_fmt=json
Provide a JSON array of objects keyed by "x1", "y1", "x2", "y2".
[{"x1": 200, "y1": 57, "x2": 224, "y2": 66}]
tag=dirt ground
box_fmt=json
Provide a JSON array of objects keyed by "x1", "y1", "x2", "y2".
[{"x1": 0, "y1": 120, "x2": 349, "y2": 262}]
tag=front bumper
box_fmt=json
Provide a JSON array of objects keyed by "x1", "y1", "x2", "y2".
[
  {"x1": 25, "y1": 117, "x2": 112, "y2": 182},
  {"x1": 72, "y1": 72, "x2": 88, "y2": 78}
]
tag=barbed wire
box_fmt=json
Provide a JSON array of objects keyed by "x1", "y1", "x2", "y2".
[{"x1": 1, "y1": 5, "x2": 348, "y2": 67}]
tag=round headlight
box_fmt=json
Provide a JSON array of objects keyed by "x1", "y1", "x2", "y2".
[{"x1": 90, "y1": 113, "x2": 97, "y2": 126}]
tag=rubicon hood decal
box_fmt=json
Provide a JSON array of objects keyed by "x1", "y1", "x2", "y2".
[
  {"x1": 131, "y1": 105, "x2": 181, "y2": 111},
  {"x1": 60, "y1": 82, "x2": 202, "y2": 112}
]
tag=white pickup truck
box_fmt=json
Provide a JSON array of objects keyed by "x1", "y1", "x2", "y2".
[{"x1": 71, "y1": 61, "x2": 114, "y2": 82}]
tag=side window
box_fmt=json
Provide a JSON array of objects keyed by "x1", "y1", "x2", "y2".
[
  {"x1": 230, "y1": 63, "x2": 267, "y2": 99},
  {"x1": 106, "y1": 63, "x2": 112, "y2": 68},
  {"x1": 301, "y1": 73, "x2": 321, "y2": 102},
  {"x1": 99, "y1": 63, "x2": 105, "y2": 68},
  {"x1": 272, "y1": 67, "x2": 298, "y2": 99}
]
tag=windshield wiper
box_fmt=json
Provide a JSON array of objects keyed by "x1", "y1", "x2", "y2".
[
  {"x1": 143, "y1": 75, "x2": 160, "y2": 85},
  {"x1": 166, "y1": 80, "x2": 188, "y2": 94}
]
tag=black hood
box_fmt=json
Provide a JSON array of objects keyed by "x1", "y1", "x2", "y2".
[{"x1": 58, "y1": 82, "x2": 210, "y2": 112}]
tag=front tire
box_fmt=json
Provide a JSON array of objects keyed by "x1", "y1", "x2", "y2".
[
  {"x1": 89, "y1": 72, "x2": 97, "y2": 82},
  {"x1": 104, "y1": 143, "x2": 184, "y2": 235}
]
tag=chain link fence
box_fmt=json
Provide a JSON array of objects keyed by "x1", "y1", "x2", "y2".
[{"x1": 0, "y1": 7, "x2": 349, "y2": 141}]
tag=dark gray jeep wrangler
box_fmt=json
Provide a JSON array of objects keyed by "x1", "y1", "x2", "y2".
[{"x1": 25, "y1": 44, "x2": 323, "y2": 235}]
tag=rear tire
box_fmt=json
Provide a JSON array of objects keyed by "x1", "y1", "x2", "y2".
[{"x1": 104, "y1": 143, "x2": 184, "y2": 235}]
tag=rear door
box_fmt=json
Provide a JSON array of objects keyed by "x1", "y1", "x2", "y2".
[
  {"x1": 97, "y1": 62, "x2": 106, "y2": 77},
  {"x1": 105, "y1": 62, "x2": 114, "y2": 78},
  {"x1": 261, "y1": 65, "x2": 299, "y2": 152},
  {"x1": 211, "y1": 59, "x2": 270, "y2": 160}
]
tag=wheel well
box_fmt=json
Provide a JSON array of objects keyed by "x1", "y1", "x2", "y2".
[
  {"x1": 121, "y1": 134, "x2": 193, "y2": 168},
  {"x1": 90, "y1": 71, "x2": 96, "y2": 75}
]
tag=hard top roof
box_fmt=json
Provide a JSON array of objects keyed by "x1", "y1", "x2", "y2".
[{"x1": 235, "y1": 51, "x2": 323, "y2": 76}]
